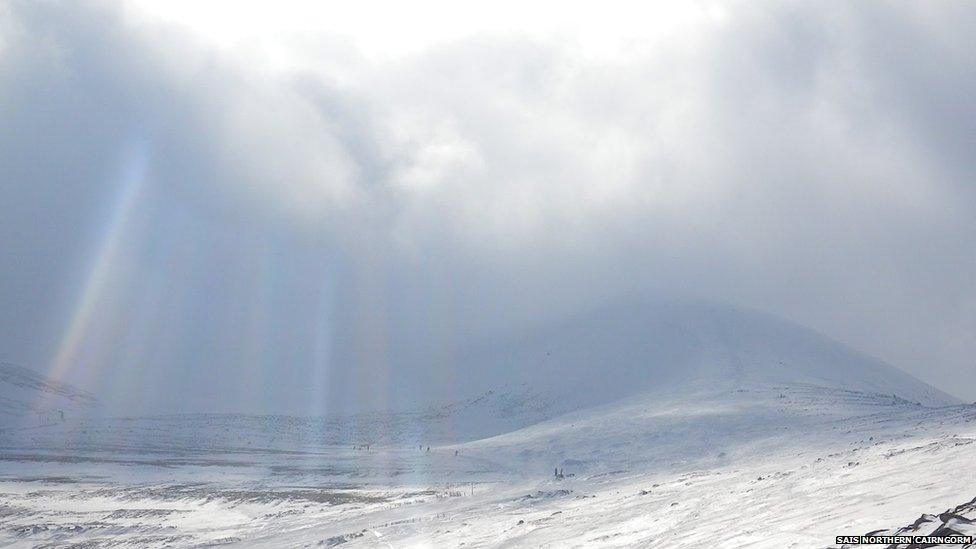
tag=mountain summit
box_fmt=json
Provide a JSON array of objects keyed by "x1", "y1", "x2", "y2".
[{"x1": 442, "y1": 298, "x2": 959, "y2": 412}]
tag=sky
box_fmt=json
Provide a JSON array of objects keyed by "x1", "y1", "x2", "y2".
[{"x1": 1, "y1": 1, "x2": 974, "y2": 413}]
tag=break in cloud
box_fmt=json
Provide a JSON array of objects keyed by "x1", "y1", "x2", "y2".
[{"x1": 0, "y1": 1, "x2": 974, "y2": 413}]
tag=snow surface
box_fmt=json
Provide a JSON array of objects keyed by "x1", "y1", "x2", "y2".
[
  {"x1": 0, "y1": 300, "x2": 971, "y2": 547},
  {"x1": 0, "y1": 381, "x2": 973, "y2": 548}
]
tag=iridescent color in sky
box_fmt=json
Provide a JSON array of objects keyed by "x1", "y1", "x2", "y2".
[{"x1": 1, "y1": 1, "x2": 974, "y2": 413}]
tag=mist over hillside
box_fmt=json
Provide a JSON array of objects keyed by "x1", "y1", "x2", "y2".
[
  {"x1": 2, "y1": 2, "x2": 975, "y2": 546},
  {"x1": 0, "y1": 297, "x2": 956, "y2": 444},
  {"x1": 386, "y1": 298, "x2": 959, "y2": 419},
  {"x1": 0, "y1": 362, "x2": 98, "y2": 428}
]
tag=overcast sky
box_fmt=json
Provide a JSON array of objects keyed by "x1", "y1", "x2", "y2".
[{"x1": 1, "y1": 1, "x2": 974, "y2": 413}]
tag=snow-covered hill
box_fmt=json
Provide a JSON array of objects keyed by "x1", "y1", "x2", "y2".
[
  {"x1": 0, "y1": 362, "x2": 97, "y2": 428},
  {"x1": 0, "y1": 381, "x2": 972, "y2": 548},
  {"x1": 437, "y1": 299, "x2": 958, "y2": 419},
  {"x1": 0, "y1": 383, "x2": 555, "y2": 455},
  {"x1": 0, "y1": 300, "x2": 968, "y2": 547}
]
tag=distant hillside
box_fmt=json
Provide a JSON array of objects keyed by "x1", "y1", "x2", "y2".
[
  {"x1": 428, "y1": 298, "x2": 960, "y2": 414},
  {"x1": 0, "y1": 362, "x2": 97, "y2": 427}
]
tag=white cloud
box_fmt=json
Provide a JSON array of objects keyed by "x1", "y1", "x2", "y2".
[{"x1": 1, "y1": 1, "x2": 974, "y2": 411}]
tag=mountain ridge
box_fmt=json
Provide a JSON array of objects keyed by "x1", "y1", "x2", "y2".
[{"x1": 440, "y1": 297, "x2": 959, "y2": 412}]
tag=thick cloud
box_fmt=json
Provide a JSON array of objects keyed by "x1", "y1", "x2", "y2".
[{"x1": 1, "y1": 1, "x2": 973, "y2": 413}]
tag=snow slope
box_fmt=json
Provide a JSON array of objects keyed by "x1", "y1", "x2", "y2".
[
  {"x1": 0, "y1": 381, "x2": 972, "y2": 548},
  {"x1": 0, "y1": 363, "x2": 97, "y2": 428},
  {"x1": 443, "y1": 298, "x2": 958, "y2": 417},
  {"x1": 0, "y1": 300, "x2": 968, "y2": 547},
  {"x1": 845, "y1": 495, "x2": 976, "y2": 548}
]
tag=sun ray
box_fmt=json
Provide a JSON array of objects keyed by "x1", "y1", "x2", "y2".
[{"x1": 45, "y1": 141, "x2": 150, "y2": 391}]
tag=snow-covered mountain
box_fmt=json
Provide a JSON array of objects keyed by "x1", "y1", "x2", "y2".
[
  {"x1": 0, "y1": 300, "x2": 968, "y2": 547},
  {"x1": 0, "y1": 362, "x2": 97, "y2": 428},
  {"x1": 423, "y1": 298, "x2": 959, "y2": 427},
  {"x1": 2, "y1": 379, "x2": 971, "y2": 548}
]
